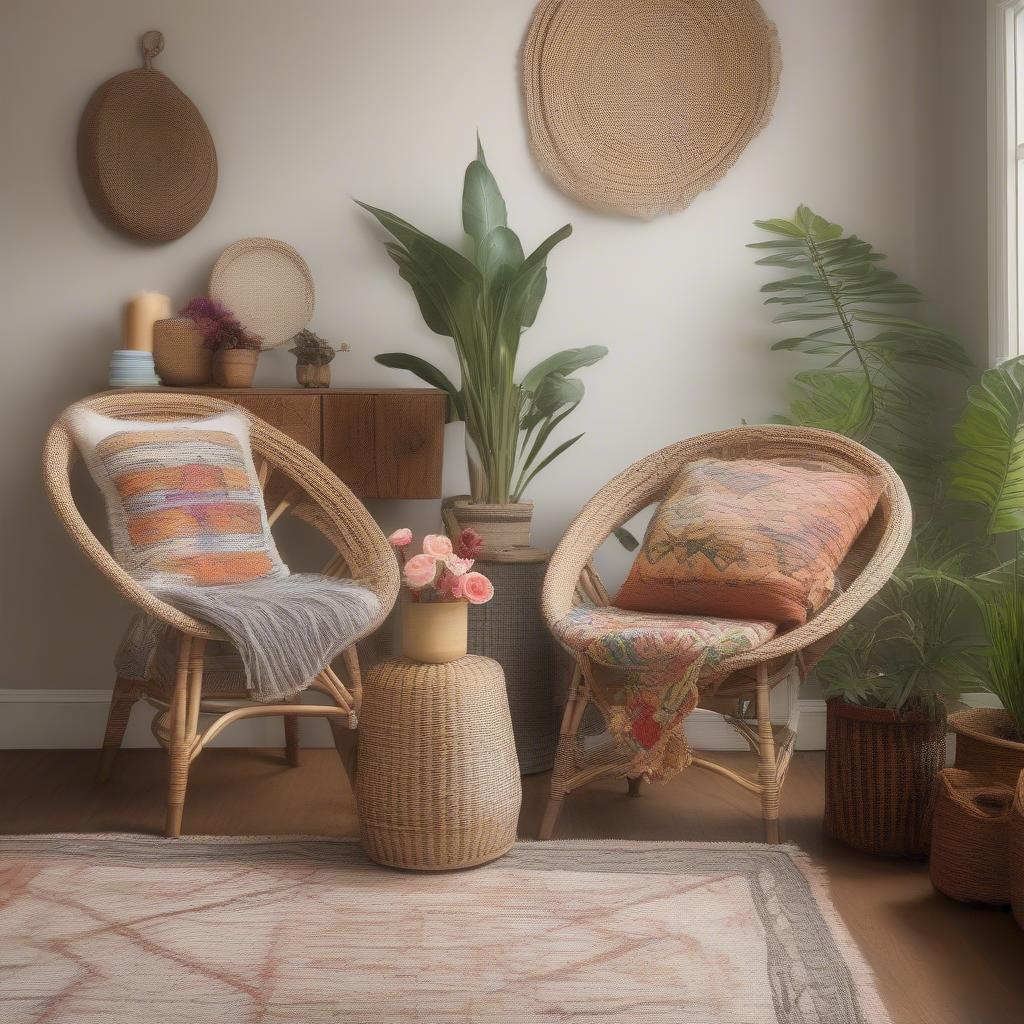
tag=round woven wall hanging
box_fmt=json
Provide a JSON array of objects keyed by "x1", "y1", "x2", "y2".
[
  {"x1": 209, "y1": 237, "x2": 315, "y2": 349},
  {"x1": 77, "y1": 31, "x2": 217, "y2": 243},
  {"x1": 522, "y1": 0, "x2": 781, "y2": 218}
]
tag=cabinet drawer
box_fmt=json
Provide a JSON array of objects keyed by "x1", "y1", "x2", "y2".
[
  {"x1": 323, "y1": 391, "x2": 445, "y2": 498},
  {"x1": 230, "y1": 393, "x2": 321, "y2": 457}
]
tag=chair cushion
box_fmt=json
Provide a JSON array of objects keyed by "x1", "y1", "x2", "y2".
[
  {"x1": 66, "y1": 406, "x2": 285, "y2": 588},
  {"x1": 614, "y1": 457, "x2": 884, "y2": 628},
  {"x1": 552, "y1": 604, "x2": 776, "y2": 779}
]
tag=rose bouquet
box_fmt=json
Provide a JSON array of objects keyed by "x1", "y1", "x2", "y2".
[{"x1": 388, "y1": 527, "x2": 494, "y2": 605}]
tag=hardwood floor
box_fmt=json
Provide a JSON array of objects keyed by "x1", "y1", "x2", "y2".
[{"x1": 1, "y1": 747, "x2": 1021, "y2": 1024}]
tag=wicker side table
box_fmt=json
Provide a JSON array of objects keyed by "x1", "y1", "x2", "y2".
[
  {"x1": 355, "y1": 655, "x2": 522, "y2": 870},
  {"x1": 467, "y1": 549, "x2": 560, "y2": 773}
]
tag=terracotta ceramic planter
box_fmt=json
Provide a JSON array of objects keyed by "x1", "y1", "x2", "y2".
[
  {"x1": 949, "y1": 707, "x2": 1024, "y2": 788},
  {"x1": 445, "y1": 496, "x2": 534, "y2": 553},
  {"x1": 824, "y1": 698, "x2": 946, "y2": 858},
  {"x1": 296, "y1": 363, "x2": 331, "y2": 388},
  {"x1": 212, "y1": 348, "x2": 258, "y2": 388},
  {"x1": 153, "y1": 317, "x2": 211, "y2": 386},
  {"x1": 402, "y1": 599, "x2": 468, "y2": 664}
]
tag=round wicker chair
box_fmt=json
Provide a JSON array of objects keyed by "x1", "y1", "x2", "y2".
[
  {"x1": 43, "y1": 392, "x2": 400, "y2": 837},
  {"x1": 539, "y1": 424, "x2": 912, "y2": 842}
]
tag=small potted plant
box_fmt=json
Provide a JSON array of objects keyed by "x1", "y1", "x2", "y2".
[
  {"x1": 180, "y1": 297, "x2": 262, "y2": 388},
  {"x1": 388, "y1": 527, "x2": 493, "y2": 663},
  {"x1": 289, "y1": 329, "x2": 348, "y2": 388}
]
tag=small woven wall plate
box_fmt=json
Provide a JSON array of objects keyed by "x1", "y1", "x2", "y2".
[
  {"x1": 209, "y1": 237, "x2": 315, "y2": 349},
  {"x1": 77, "y1": 31, "x2": 217, "y2": 242},
  {"x1": 522, "y1": 0, "x2": 781, "y2": 218}
]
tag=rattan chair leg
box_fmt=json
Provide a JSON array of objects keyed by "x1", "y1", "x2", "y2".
[
  {"x1": 165, "y1": 633, "x2": 195, "y2": 839},
  {"x1": 284, "y1": 695, "x2": 302, "y2": 767},
  {"x1": 341, "y1": 645, "x2": 363, "y2": 711},
  {"x1": 97, "y1": 677, "x2": 141, "y2": 782},
  {"x1": 755, "y1": 663, "x2": 781, "y2": 844},
  {"x1": 538, "y1": 668, "x2": 587, "y2": 839},
  {"x1": 328, "y1": 715, "x2": 358, "y2": 785}
]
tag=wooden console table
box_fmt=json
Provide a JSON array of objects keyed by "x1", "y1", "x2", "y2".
[{"x1": 168, "y1": 388, "x2": 447, "y2": 500}]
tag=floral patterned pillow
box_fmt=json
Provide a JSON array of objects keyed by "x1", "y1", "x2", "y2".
[{"x1": 614, "y1": 457, "x2": 884, "y2": 628}]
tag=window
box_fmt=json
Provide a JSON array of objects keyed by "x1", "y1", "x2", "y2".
[{"x1": 990, "y1": 0, "x2": 1024, "y2": 361}]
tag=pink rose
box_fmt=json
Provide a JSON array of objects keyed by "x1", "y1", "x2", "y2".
[
  {"x1": 461, "y1": 571, "x2": 494, "y2": 605},
  {"x1": 456, "y1": 528, "x2": 484, "y2": 559},
  {"x1": 444, "y1": 554, "x2": 474, "y2": 577},
  {"x1": 422, "y1": 533, "x2": 453, "y2": 558},
  {"x1": 436, "y1": 570, "x2": 464, "y2": 599},
  {"x1": 388, "y1": 528, "x2": 413, "y2": 548},
  {"x1": 403, "y1": 553, "x2": 438, "y2": 589}
]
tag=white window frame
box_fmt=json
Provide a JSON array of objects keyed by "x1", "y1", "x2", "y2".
[{"x1": 990, "y1": 0, "x2": 1024, "y2": 362}]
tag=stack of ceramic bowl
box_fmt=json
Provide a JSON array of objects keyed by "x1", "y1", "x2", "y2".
[{"x1": 108, "y1": 349, "x2": 160, "y2": 388}]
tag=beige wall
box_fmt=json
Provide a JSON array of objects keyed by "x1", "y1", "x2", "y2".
[{"x1": 0, "y1": 0, "x2": 987, "y2": 697}]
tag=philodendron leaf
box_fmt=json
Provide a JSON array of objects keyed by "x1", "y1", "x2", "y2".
[
  {"x1": 614, "y1": 527, "x2": 640, "y2": 551},
  {"x1": 947, "y1": 356, "x2": 1024, "y2": 534},
  {"x1": 531, "y1": 373, "x2": 584, "y2": 417},
  {"x1": 520, "y1": 345, "x2": 608, "y2": 393},
  {"x1": 478, "y1": 226, "x2": 523, "y2": 287},
  {"x1": 462, "y1": 158, "x2": 507, "y2": 250},
  {"x1": 374, "y1": 353, "x2": 465, "y2": 421},
  {"x1": 496, "y1": 223, "x2": 573, "y2": 334}
]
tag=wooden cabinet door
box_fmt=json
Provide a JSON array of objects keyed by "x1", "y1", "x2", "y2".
[
  {"x1": 229, "y1": 392, "x2": 322, "y2": 457},
  {"x1": 323, "y1": 392, "x2": 446, "y2": 498}
]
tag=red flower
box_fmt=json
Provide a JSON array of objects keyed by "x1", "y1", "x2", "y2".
[
  {"x1": 456, "y1": 527, "x2": 484, "y2": 559},
  {"x1": 630, "y1": 710, "x2": 662, "y2": 749}
]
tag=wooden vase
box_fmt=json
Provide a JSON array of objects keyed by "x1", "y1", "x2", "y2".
[
  {"x1": 212, "y1": 348, "x2": 258, "y2": 388},
  {"x1": 401, "y1": 600, "x2": 468, "y2": 664}
]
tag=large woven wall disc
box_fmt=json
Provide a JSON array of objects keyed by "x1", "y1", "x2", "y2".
[
  {"x1": 77, "y1": 31, "x2": 217, "y2": 243},
  {"x1": 522, "y1": 0, "x2": 781, "y2": 218}
]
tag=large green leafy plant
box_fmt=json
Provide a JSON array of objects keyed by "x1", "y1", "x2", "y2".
[
  {"x1": 356, "y1": 140, "x2": 606, "y2": 504},
  {"x1": 752, "y1": 206, "x2": 977, "y2": 713}
]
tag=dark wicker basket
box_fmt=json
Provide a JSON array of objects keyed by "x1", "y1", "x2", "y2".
[
  {"x1": 824, "y1": 698, "x2": 945, "y2": 858},
  {"x1": 949, "y1": 707, "x2": 1024, "y2": 788},
  {"x1": 1012, "y1": 773, "x2": 1024, "y2": 930},
  {"x1": 930, "y1": 769, "x2": 1014, "y2": 904}
]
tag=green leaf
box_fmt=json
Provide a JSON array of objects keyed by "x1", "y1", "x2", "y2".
[
  {"x1": 947, "y1": 356, "x2": 1024, "y2": 534},
  {"x1": 374, "y1": 353, "x2": 465, "y2": 421},
  {"x1": 511, "y1": 433, "x2": 584, "y2": 501},
  {"x1": 477, "y1": 226, "x2": 524, "y2": 287},
  {"x1": 753, "y1": 217, "x2": 804, "y2": 237},
  {"x1": 462, "y1": 159, "x2": 507, "y2": 250},
  {"x1": 614, "y1": 527, "x2": 640, "y2": 551},
  {"x1": 520, "y1": 345, "x2": 608, "y2": 393}
]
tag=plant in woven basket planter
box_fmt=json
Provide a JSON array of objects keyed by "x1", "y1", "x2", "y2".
[
  {"x1": 356, "y1": 137, "x2": 607, "y2": 549},
  {"x1": 180, "y1": 297, "x2": 262, "y2": 388},
  {"x1": 388, "y1": 527, "x2": 492, "y2": 664},
  {"x1": 289, "y1": 329, "x2": 348, "y2": 389},
  {"x1": 746, "y1": 206, "x2": 977, "y2": 856}
]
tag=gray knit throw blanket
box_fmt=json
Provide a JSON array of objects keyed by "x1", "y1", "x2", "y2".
[{"x1": 119, "y1": 575, "x2": 380, "y2": 703}]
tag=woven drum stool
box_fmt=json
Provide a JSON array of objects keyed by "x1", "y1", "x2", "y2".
[
  {"x1": 467, "y1": 549, "x2": 559, "y2": 773},
  {"x1": 355, "y1": 655, "x2": 522, "y2": 870}
]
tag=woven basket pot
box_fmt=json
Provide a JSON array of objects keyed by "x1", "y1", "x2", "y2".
[
  {"x1": 824, "y1": 699, "x2": 946, "y2": 858},
  {"x1": 930, "y1": 768, "x2": 1015, "y2": 905},
  {"x1": 211, "y1": 348, "x2": 258, "y2": 388},
  {"x1": 401, "y1": 599, "x2": 468, "y2": 664},
  {"x1": 446, "y1": 496, "x2": 534, "y2": 552},
  {"x1": 295, "y1": 363, "x2": 331, "y2": 388},
  {"x1": 355, "y1": 655, "x2": 522, "y2": 870},
  {"x1": 1012, "y1": 774, "x2": 1024, "y2": 930},
  {"x1": 153, "y1": 318, "x2": 211, "y2": 386},
  {"x1": 949, "y1": 707, "x2": 1024, "y2": 788}
]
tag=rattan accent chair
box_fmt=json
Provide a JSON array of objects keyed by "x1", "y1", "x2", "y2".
[
  {"x1": 539, "y1": 425, "x2": 912, "y2": 843},
  {"x1": 43, "y1": 392, "x2": 400, "y2": 837}
]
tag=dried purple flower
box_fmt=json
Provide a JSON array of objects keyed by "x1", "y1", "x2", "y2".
[{"x1": 179, "y1": 296, "x2": 262, "y2": 352}]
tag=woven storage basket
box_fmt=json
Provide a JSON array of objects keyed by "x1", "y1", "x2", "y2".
[
  {"x1": 930, "y1": 769, "x2": 1014, "y2": 905},
  {"x1": 824, "y1": 699, "x2": 945, "y2": 858},
  {"x1": 522, "y1": 0, "x2": 780, "y2": 217},
  {"x1": 1013, "y1": 773, "x2": 1024, "y2": 929},
  {"x1": 949, "y1": 707, "x2": 1024, "y2": 788},
  {"x1": 77, "y1": 32, "x2": 217, "y2": 242},
  {"x1": 355, "y1": 656, "x2": 522, "y2": 870},
  {"x1": 153, "y1": 318, "x2": 211, "y2": 386},
  {"x1": 466, "y1": 553, "x2": 559, "y2": 774}
]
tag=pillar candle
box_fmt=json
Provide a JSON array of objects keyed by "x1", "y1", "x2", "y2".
[{"x1": 123, "y1": 292, "x2": 171, "y2": 351}]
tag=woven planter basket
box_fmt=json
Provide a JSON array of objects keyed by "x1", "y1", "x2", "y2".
[
  {"x1": 1013, "y1": 774, "x2": 1024, "y2": 930},
  {"x1": 949, "y1": 707, "x2": 1024, "y2": 788},
  {"x1": 153, "y1": 318, "x2": 211, "y2": 386},
  {"x1": 355, "y1": 656, "x2": 522, "y2": 870},
  {"x1": 824, "y1": 699, "x2": 945, "y2": 858},
  {"x1": 930, "y1": 769, "x2": 1015, "y2": 905},
  {"x1": 445, "y1": 496, "x2": 534, "y2": 553},
  {"x1": 466, "y1": 553, "x2": 559, "y2": 774}
]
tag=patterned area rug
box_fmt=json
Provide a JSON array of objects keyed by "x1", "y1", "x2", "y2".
[{"x1": 0, "y1": 836, "x2": 890, "y2": 1024}]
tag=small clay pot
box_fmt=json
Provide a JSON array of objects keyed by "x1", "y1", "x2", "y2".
[
  {"x1": 296, "y1": 363, "x2": 331, "y2": 388},
  {"x1": 401, "y1": 599, "x2": 468, "y2": 664},
  {"x1": 212, "y1": 348, "x2": 258, "y2": 388}
]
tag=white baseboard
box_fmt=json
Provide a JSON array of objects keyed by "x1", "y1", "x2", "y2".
[{"x1": 0, "y1": 688, "x2": 828, "y2": 752}]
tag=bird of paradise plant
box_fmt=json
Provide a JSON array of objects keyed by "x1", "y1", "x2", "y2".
[{"x1": 356, "y1": 138, "x2": 606, "y2": 504}]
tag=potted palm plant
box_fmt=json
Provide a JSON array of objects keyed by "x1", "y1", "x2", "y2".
[
  {"x1": 356, "y1": 138, "x2": 606, "y2": 550},
  {"x1": 945, "y1": 356, "x2": 1024, "y2": 787}
]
